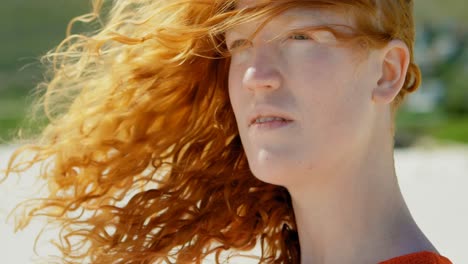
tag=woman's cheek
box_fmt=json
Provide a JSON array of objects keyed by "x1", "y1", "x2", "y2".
[{"x1": 229, "y1": 49, "x2": 252, "y2": 67}]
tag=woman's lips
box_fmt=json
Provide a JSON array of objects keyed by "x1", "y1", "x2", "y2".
[
  {"x1": 247, "y1": 105, "x2": 295, "y2": 127},
  {"x1": 250, "y1": 119, "x2": 293, "y2": 129}
]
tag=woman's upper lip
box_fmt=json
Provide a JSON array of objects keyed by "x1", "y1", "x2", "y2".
[{"x1": 248, "y1": 106, "x2": 294, "y2": 127}]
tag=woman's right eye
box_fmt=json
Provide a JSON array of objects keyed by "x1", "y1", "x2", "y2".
[{"x1": 228, "y1": 39, "x2": 251, "y2": 51}]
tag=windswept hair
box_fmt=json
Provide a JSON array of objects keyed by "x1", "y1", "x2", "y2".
[{"x1": 2, "y1": 0, "x2": 420, "y2": 263}]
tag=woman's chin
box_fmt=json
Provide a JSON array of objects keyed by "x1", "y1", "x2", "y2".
[
  {"x1": 248, "y1": 160, "x2": 298, "y2": 187},
  {"x1": 245, "y1": 149, "x2": 325, "y2": 188}
]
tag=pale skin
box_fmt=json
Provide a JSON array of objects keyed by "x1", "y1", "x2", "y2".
[{"x1": 226, "y1": 2, "x2": 439, "y2": 264}]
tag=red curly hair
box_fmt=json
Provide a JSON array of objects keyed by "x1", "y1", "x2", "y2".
[{"x1": 2, "y1": 0, "x2": 420, "y2": 263}]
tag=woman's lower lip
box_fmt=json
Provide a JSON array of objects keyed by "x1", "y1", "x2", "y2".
[{"x1": 250, "y1": 120, "x2": 293, "y2": 129}]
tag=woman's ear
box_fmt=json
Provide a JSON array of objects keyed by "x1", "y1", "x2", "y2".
[{"x1": 372, "y1": 39, "x2": 410, "y2": 104}]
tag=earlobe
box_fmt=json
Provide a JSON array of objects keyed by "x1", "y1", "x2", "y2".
[{"x1": 372, "y1": 39, "x2": 410, "y2": 104}]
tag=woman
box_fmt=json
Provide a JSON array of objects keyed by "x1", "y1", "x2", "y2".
[{"x1": 3, "y1": 0, "x2": 453, "y2": 263}]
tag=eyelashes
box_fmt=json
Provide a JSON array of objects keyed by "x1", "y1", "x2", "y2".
[
  {"x1": 287, "y1": 31, "x2": 313, "y2": 41},
  {"x1": 228, "y1": 39, "x2": 251, "y2": 50},
  {"x1": 226, "y1": 31, "x2": 315, "y2": 51},
  {"x1": 226, "y1": 28, "x2": 338, "y2": 52}
]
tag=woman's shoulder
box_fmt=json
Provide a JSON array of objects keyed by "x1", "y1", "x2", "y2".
[{"x1": 378, "y1": 251, "x2": 453, "y2": 264}]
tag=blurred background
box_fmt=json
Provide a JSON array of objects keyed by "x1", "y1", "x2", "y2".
[
  {"x1": 0, "y1": 0, "x2": 467, "y2": 145},
  {"x1": 0, "y1": 1, "x2": 467, "y2": 264}
]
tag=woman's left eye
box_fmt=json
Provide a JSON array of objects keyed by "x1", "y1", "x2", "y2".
[{"x1": 289, "y1": 33, "x2": 311, "y2": 41}]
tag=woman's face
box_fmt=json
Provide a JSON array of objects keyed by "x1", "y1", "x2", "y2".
[{"x1": 227, "y1": 3, "x2": 381, "y2": 188}]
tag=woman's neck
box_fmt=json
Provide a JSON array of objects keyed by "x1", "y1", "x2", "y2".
[{"x1": 288, "y1": 143, "x2": 437, "y2": 264}]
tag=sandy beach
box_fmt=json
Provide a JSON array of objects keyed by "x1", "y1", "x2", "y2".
[{"x1": 1, "y1": 144, "x2": 467, "y2": 263}]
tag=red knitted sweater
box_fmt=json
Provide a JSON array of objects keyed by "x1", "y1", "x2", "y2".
[{"x1": 379, "y1": 251, "x2": 452, "y2": 264}]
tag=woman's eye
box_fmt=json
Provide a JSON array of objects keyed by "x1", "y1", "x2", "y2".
[
  {"x1": 289, "y1": 33, "x2": 311, "y2": 41},
  {"x1": 228, "y1": 39, "x2": 251, "y2": 51},
  {"x1": 285, "y1": 30, "x2": 337, "y2": 44}
]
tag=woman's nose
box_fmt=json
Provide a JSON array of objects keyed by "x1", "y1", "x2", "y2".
[{"x1": 242, "y1": 50, "x2": 282, "y2": 92}]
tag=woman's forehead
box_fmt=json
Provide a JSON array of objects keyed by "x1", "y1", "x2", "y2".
[{"x1": 233, "y1": 2, "x2": 355, "y2": 28}]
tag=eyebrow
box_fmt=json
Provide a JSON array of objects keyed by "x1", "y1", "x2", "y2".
[{"x1": 228, "y1": 8, "x2": 333, "y2": 35}]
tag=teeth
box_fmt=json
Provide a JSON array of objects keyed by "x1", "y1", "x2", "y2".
[{"x1": 255, "y1": 117, "x2": 286, "y2": 123}]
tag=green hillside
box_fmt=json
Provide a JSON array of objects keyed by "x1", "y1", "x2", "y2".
[{"x1": 0, "y1": 1, "x2": 89, "y2": 141}]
